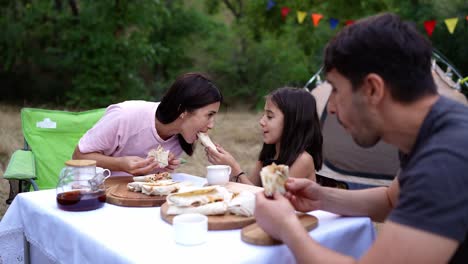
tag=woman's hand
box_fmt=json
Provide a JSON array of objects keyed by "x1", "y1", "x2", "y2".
[
  {"x1": 118, "y1": 156, "x2": 160, "y2": 176},
  {"x1": 164, "y1": 152, "x2": 181, "y2": 172}
]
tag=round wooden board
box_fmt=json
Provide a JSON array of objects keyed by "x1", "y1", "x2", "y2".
[
  {"x1": 241, "y1": 214, "x2": 318, "y2": 246},
  {"x1": 160, "y1": 202, "x2": 256, "y2": 230},
  {"x1": 105, "y1": 177, "x2": 167, "y2": 207}
]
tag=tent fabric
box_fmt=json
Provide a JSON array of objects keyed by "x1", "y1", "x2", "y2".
[
  {"x1": 311, "y1": 83, "x2": 399, "y2": 187},
  {"x1": 3, "y1": 150, "x2": 36, "y2": 180},
  {"x1": 310, "y1": 66, "x2": 467, "y2": 187},
  {"x1": 19, "y1": 108, "x2": 105, "y2": 190}
]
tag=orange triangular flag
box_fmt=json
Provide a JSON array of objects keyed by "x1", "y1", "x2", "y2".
[
  {"x1": 311, "y1": 13, "x2": 323, "y2": 27},
  {"x1": 297, "y1": 11, "x2": 307, "y2": 24},
  {"x1": 424, "y1": 20, "x2": 437, "y2": 37},
  {"x1": 444, "y1": 17, "x2": 458, "y2": 34}
]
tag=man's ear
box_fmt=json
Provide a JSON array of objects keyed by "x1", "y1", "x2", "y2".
[{"x1": 363, "y1": 73, "x2": 385, "y2": 105}]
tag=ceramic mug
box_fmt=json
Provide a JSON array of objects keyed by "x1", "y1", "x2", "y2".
[{"x1": 206, "y1": 165, "x2": 231, "y2": 185}]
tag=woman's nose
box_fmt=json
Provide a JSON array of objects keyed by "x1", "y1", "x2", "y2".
[{"x1": 207, "y1": 118, "x2": 215, "y2": 129}]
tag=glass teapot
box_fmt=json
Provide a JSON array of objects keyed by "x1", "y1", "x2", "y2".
[{"x1": 56, "y1": 160, "x2": 110, "y2": 211}]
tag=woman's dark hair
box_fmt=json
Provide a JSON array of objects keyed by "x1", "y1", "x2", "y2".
[
  {"x1": 259, "y1": 87, "x2": 323, "y2": 170},
  {"x1": 156, "y1": 72, "x2": 223, "y2": 155},
  {"x1": 324, "y1": 13, "x2": 437, "y2": 102}
]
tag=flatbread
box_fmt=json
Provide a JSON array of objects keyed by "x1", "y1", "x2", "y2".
[
  {"x1": 147, "y1": 145, "x2": 169, "y2": 168},
  {"x1": 127, "y1": 182, "x2": 145, "y2": 192},
  {"x1": 260, "y1": 163, "x2": 289, "y2": 197},
  {"x1": 227, "y1": 191, "x2": 255, "y2": 217},
  {"x1": 141, "y1": 183, "x2": 180, "y2": 196},
  {"x1": 166, "y1": 186, "x2": 232, "y2": 207},
  {"x1": 133, "y1": 172, "x2": 171, "y2": 182},
  {"x1": 197, "y1": 132, "x2": 219, "y2": 153},
  {"x1": 167, "y1": 201, "x2": 227, "y2": 215}
]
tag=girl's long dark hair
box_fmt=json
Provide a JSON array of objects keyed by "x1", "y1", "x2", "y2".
[
  {"x1": 156, "y1": 72, "x2": 223, "y2": 155},
  {"x1": 259, "y1": 87, "x2": 323, "y2": 170}
]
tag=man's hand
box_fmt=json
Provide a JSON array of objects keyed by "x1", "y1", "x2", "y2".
[
  {"x1": 119, "y1": 156, "x2": 160, "y2": 176},
  {"x1": 284, "y1": 178, "x2": 323, "y2": 212},
  {"x1": 255, "y1": 192, "x2": 302, "y2": 241}
]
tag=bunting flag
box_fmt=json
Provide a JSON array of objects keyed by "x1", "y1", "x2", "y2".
[
  {"x1": 266, "y1": 0, "x2": 275, "y2": 11},
  {"x1": 311, "y1": 13, "x2": 323, "y2": 27},
  {"x1": 444, "y1": 17, "x2": 458, "y2": 34},
  {"x1": 271, "y1": 8, "x2": 465, "y2": 36},
  {"x1": 424, "y1": 20, "x2": 437, "y2": 37},
  {"x1": 329, "y1": 18, "x2": 339, "y2": 29},
  {"x1": 297, "y1": 11, "x2": 307, "y2": 24},
  {"x1": 281, "y1": 7, "x2": 290, "y2": 20}
]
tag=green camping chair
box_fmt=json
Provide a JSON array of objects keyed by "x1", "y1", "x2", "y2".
[{"x1": 3, "y1": 108, "x2": 105, "y2": 204}]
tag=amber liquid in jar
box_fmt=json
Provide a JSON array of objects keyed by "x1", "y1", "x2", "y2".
[{"x1": 56, "y1": 190, "x2": 106, "y2": 211}]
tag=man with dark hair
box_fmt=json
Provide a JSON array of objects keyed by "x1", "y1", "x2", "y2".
[{"x1": 255, "y1": 13, "x2": 468, "y2": 263}]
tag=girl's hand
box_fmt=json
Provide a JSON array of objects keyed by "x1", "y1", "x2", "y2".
[{"x1": 205, "y1": 144, "x2": 241, "y2": 175}]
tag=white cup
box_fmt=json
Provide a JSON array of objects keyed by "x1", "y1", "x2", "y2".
[
  {"x1": 206, "y1": 165, "x2": 231, "y2": 185},
  {"x1": 173, "y1": 213, "x2": 208, "y2": 246}
]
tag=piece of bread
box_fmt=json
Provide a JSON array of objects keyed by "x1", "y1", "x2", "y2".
[
  {"x1": 260, "y1": 163, "x2": 289, "y2": 197},
  {"x1": 197, "y1": 132, "x2": 219, "y2": 153},
  {"x1": 133, "y1": 172, "x2": 171, "y2": 182},
  {"x1": 227, "y1": 191, "x2": 256, "y2": 217},
  {"x1": 147, "y1": 145, "x2": 169, "y2": 168},
  {"x1": 166, "y1": 186, "x2": 233, "y2": 215}
]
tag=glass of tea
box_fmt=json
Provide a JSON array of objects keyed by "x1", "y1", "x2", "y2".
[{"x1": 56, "y1": 160, "x2": 107, "y2": 211}]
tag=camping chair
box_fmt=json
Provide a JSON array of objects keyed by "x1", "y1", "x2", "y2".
[
  {"x1": 306, "y1": 49, "x2": 467, "y2": 189},
  {"x1": 3, "y1": 108, "x2": 105, "y2": 204}
]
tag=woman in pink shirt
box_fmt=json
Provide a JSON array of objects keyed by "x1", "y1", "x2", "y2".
[{"x1": 73, "y1": 72, "x2": 223, "y2": 176}]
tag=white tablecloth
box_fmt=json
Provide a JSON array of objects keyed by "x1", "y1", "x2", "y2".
[{"x1": 0, "y1": 173, "x2": 375, "y2": 264}]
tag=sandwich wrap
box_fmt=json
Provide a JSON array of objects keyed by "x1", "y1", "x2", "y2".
[
  {"x1": 166, "y1": 186, "x2": 233, "y2": 215},
  {"x1": 197, "y1": 132, "x2": 219, "y2": 153},
  {"x1": 260, "y1": 163, "x2": 289, "y2": 197},
  {"x1": 147, "y1": 145, "x2": 170, "y2": 168},
  {"x1": 227, "y1": 191, "x2": 256, "y2": 217}
]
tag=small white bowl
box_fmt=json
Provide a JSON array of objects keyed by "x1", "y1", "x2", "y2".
[{"x1": 173, "y1": 213, "x2": 208, "y2": 246}]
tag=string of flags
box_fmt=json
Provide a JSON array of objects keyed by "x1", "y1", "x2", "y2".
[{"x1": 266, "y1": 0, "x2": 467, "y2": 37}]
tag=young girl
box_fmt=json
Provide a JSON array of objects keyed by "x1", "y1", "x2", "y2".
[
  {"x1": 206, "y1": 87, "x2": 322, "y2": 185},
  {"x1": 73, "y1": 72, "x2": 223, "y2": 176}
]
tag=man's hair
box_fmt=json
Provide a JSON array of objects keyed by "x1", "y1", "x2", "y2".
[
  {"x1": 156, "y1": 72, "x2": 222, "y2": 155},
  {"x1": 324, "y1": 13, "x2": 437, "y2": 102},
  {"x1": 259, "y1": 87, "x2": 323, "y2": 170}
]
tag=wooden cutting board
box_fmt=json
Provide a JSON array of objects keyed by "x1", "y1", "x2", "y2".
[
  {"x1": 105, "y1": 176, "x2": 167, "y2": 207},
  {"x1": 160, "y1": 181, "x2": 263, "y2": 230},
  {"x1": 241, "y1": 214, "x2": 318, "y2": 246},
  {"x1": 160, "y1": 202, "x2": 256, "y2": 230}
]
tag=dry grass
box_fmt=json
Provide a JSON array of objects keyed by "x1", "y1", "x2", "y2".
[
  {"x1": 0, "y1": 105, "x2": 263, "y2": 219},
  {"x1": 0, "y1": 104, "x2": 23, "y2": 219}
]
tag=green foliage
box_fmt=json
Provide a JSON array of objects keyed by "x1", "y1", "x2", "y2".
[
  {"x1": 0, "y1": 1, "x2": 213, "y2": 108},
  {"x1": 0, "y1": 0, "x2": 466, "y2": 108}
]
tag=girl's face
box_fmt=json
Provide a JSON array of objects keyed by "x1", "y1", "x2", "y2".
[
  {"x1": 180, "y1": 102, "x2": 220, "y2": 143},
  {"x1": 259, "y1": 98, "x2": 284, "y2": 145}
]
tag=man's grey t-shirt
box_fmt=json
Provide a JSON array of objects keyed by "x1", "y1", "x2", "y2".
[{"x1": 389, "y1": 96, "x2": 468, "y2": 263}]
